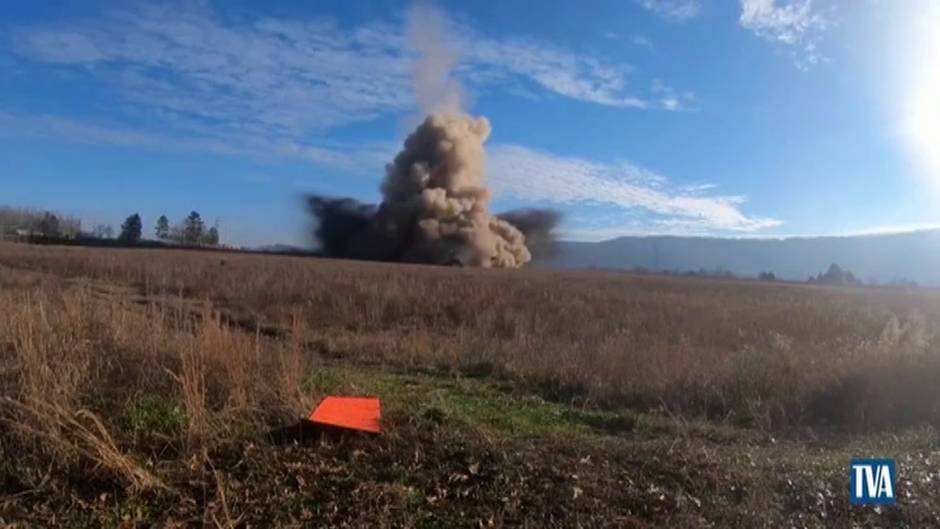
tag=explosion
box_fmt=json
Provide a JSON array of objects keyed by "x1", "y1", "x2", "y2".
[
  {"x1": 306, "y1": 3, "x2": 558, "y2": 268},
  {"x1": 308, "y1": 112, "x2": 558, "y2": 267}
]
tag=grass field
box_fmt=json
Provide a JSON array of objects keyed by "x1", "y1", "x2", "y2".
[{"x1": 1, "y1": 242, "x2": 938, "y2": 527}]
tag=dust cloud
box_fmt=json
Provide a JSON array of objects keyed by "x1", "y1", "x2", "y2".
[{"x1": 306, "y1": 3, "x2": 559, "y2": 267}]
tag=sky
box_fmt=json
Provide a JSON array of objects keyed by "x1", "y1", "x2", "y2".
[{"x1": 1, "y1": 0, "x2": 939, "y2": 247}]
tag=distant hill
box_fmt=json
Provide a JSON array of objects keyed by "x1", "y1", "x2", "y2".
[{"x1": 537, "y1": 230, "x2": 940, "y2": 285}]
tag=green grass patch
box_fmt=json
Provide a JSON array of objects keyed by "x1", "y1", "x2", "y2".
[
  {"x1": 121, "y1": 394, "x2": 186, "y2": 439},
  {"x1": 304, "y1": 365, "x2": 637, "y2": 439}
]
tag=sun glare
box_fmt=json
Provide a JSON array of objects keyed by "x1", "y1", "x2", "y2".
[{"x1": 903, "y1": 4, "x2": 940, "y2": 185}]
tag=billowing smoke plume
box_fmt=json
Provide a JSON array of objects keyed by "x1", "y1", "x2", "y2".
[
  {"x1": 305, "y1": 4, "x2": 559, "y2": 268},
  {"x1": 307, "y1": 113, "x2": 559, "y2": 267}
]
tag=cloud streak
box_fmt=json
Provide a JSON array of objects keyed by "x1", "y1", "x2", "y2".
[
  {"x1": 0, "y1": 110, "x2": 395, "y2": 176},
  {"x1": 11, "y1": 2, "x2": 687, "y2": 140},
  {"x1": 738, "y1": 0, "x2": 830, "y2": 69},
  {"x1": 637, "y1": 0, "x2": 702, "y2": 22},
  {"x1": 488, "y1": 145, "x2": 779, "y2": 233}
]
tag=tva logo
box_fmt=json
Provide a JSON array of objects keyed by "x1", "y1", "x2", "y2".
[{"x1": 850, "y1": 459, "x2": 896, "y2": 505}]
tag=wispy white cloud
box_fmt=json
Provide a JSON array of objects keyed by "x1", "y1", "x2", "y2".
[
  {"x1": 637, "y1": 0, "x2": 702, "y2": 22},
  {"x1": 557, "y1": 224, "x2": 716, "y2": 242},
  {"x1": 601, "y1": 31, "x2": 654, "y2": 51},
  {"x1": 13, "y1": 5, "x2": 413, "y2": 136},
  {"x1": 562, "y1": 221, "x2": 940, "y2": 242},
  {"x1": 275, "y1": 141, "x2": 396, "y2": 175},
  {"x1": 0, "y1": 110, "x2": 240, "y2": 155},
  {"x1": 488, "y1": 144, "x2": 779, "y2": 233},
  {"x1": 680, "y1": 183, "x2": 719, "y2": 193},
  {"x1": 0, "y1": 110, "x2": 395, "y2": 176},
  {"x1": 10, "y1": 2, "x2": 688, "y2": 144},
  {"x1": 738, "y1": 0, "x2": 830, "y2": 69},
  {"x1": 631, "y1": 34, "x2": 655, "y2": 50},
  {"x1": 652, "y1": 79, "x2": 696, "y2": 112},
  {"x1": 469, "y1": 38, "x2": 649, "y2": 109}
]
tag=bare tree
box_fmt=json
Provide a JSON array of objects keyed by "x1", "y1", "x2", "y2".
[{"x1": 92, "y1": 224, "x2": 115, "y2": 239}]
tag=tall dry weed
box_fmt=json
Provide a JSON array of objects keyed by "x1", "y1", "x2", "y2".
[{"x1": 0, "y1": 287, "x2": 160, "y2": 490}]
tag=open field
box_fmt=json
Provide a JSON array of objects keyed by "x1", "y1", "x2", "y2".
[{"x1": 1, "y1": 242, "x2": 939, "y2": 527}]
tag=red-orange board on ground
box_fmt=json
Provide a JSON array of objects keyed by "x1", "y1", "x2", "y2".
[{"x1": 308, "y1": 397, "x2": 382, "y2": 434}]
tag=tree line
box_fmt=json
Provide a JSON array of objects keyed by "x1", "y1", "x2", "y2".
[
  {"x1": 151, "y1": 211, "x2": 219, "y2": 245},
  {"x1": 0, "y1": 206, "x2": 221, "y2": 247},
  {"x1": 116, "y1": 211, "x2": 220, "y2": 246},
  {"x1": 0, "y1": 206, "x2": 81, "y2": 239}
]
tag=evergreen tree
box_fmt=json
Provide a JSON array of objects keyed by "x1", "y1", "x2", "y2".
[
  {"x1": 183, "y1": 211, "x2": 204, "y2": 245},
  {"x1": 155, "y1": 215, "x2": 170, "y2": 239},
  {"x1": 119, "y1": 213, "x2": 143, "y2": 243}
]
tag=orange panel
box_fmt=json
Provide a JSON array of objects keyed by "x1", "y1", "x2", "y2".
[{"x1": 308, "y1": 396, "x2": 382, "y2": 434}]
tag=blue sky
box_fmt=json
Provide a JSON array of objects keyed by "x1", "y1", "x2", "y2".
[{"x1": 2, "y1": 0, "x2": 939, "y2": 246}]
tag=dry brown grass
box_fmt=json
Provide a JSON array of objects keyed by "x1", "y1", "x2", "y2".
[
  {"x1": 1, "y1": 242, "x2": 939, "y2": 526},
  {"x1": 0, "y1": 254, "x2": 317, "y2": 499},
  {"x1": 2, "y1": 243, "x2": 938, "y2": 430}
]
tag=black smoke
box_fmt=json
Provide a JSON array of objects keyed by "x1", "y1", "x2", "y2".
[
  {"x1": 496, "y1": 208, "x2": 563, "y2": 258},
  {"x1": 306, "y1": 195, "x2": 560, "y2": 265}
]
